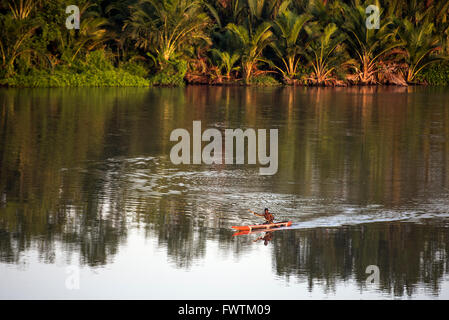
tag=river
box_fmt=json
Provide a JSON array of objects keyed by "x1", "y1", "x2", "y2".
[{"x1": 1, "y1": 86, "x2": 449, "y2": 299}]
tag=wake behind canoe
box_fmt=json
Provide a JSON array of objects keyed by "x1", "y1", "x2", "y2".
[{"x1": 231, "y1": 221, "x2": 292, "y2": 231}]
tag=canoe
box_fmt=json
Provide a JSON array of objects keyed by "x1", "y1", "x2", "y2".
[
  {"x1": 231, "y1": 221, "x2": 292, "y2": 232},
  {"x1": 232, "y1": 226, "x2": 290, "y2": 236}
]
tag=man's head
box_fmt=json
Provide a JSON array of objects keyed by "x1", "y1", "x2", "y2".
[{"x1": 264, "y1": 208, "x2": 269, "y2": 213}]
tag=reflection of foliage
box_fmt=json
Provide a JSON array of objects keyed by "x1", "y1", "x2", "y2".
[
  {"x1": 0, "y1": 88, "x2": 137, "y2": 265},
  {"x1": 272, "y1": 223, "x2": 449, "y2": 297},
  {"x1": 1, "y1": 87, "x2": 449, "y2": 296}
]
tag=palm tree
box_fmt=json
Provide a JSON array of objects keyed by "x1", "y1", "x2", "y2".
[
  {"x1": 305, "y1": 0, "x2": 342, "y2": 26},
  {"x1": 210, "y1": 49, "x2": 240, "y2": 80},
  {"x1": 226, "y1": 22, "x2": 273, "y2": 82},
  {"x1": 71, "y1": 16, "x2": 109, "y2": 61},
  {"x1": 0, "y1": 14, "x2": 39, "y2": 77},
  {"x1": 399, "y1": 19, "x2": 444, "y2": 83},
  {"x1": 105, "y1": 0, "x2": 135, "y2": 63},
  {"x1": 6, "y1": 0, "x2": 42, "y2": 20},
  {"x1": 125, "y1": 0, "x2": 211, "y2": 68},
  {"x1": 303, "y1": 23, "x2": 349, "y2": 86},
  {"x1": 342, "y1": 2, "x2": 403, "y2": 84},
  {"x1": 205, "y1": 0, "x2": 246, "y2": 26},
  {"x1": 246, "y1": 0, "x2": 290, "y2": 25},
  {"x1": 58, "y1": 2, "x2": 109, "y2": 62},
  {"x1": 420, "y1": 1, "x2": 449, "y2": 54},
  {"x1": 270, "y1": 10, "x2": 310, "y2": 83}
]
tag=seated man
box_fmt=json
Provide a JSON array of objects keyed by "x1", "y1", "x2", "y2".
[{"x1": 253, "y1": 208, "x2": 274, "y2": 224}]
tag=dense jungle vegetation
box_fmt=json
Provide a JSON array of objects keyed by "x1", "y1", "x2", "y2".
[{"x1": 1, "y1": 0, "x2": 449, "y2": 87}]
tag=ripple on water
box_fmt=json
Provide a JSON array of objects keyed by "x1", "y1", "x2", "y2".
[{"x1": 58, "y1": 155, "x2": 449, "y2": 229}]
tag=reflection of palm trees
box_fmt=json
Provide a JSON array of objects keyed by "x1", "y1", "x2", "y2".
[
  {"x1": 272, "y1": 223, "x2": 449, "y2": 297},
  {"x1": 1, "y1": 87, "x2": 449, "y2": 297},
  {"x1": 0, "y1": 88, "x2": 144, "y2": 266}
]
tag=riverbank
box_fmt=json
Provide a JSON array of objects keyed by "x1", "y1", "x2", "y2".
[
  {"x1": 2, "y1": 1, "x2": 449, "y2": 89},
  {"x1": 2, "y1": 59, "x2": 449, "y2": 88}
]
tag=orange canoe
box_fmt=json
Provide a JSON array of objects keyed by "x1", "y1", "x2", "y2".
[{"x1": 231, "y1": 221, "x2": 292, "y2": 232}]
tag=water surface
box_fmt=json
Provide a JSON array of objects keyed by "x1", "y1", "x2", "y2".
[{"x1": 1, "y1": 86, "x2": 449, "y2": 299}]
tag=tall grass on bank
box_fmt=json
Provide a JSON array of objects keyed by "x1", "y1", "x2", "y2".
[{"x1": 1, "y1": 51, "x2": 150, "y2": 87}]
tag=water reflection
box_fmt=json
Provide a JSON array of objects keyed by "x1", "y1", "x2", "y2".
[
  {"x1": 272, "y1": 221, "x2": 449, "y2": 297},
  {"x1": 253, "y1": 231, "x2": 274, "y2": 246},
  {"x1": 0, "y1": 86, "x2": 449, "y2": 298}
]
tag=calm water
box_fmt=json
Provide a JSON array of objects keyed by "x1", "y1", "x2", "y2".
[{"x1": 1, "y1": 86, "x2": 449, "y2": 299}]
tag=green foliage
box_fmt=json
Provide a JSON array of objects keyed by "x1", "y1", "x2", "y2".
[
  {"x1": 0, "y1": 68, "x2": 150, "y2": 87},
  {"x1": 270, "y1": 10, "x2": 310, "y2": 81},
  {"x1": 0, "y1": 13, "x2": 41, "y2": 77},
  {"x1": 210, "y1": 49, "x2": 240, "y2": 79},
  {"x1": 1, "y1": 69, "x2": 149, "y2": 87},
  {"x1": 416, "y1": 62, "x2": 449, "y2": 86},
  {"x1": 399, "y1": 19, "x2": 444, "y2": 83},
  {"x1": 303, "y1": 23, "x2": 349, "y2": 85},
  {"x1": 125, "y1": 0, "x2": 210, "y2": 66},
  {"x1": 85, "y1": 50, "x2": 114, "y2": 71},
  {"x1": 0, "y1": 50, "x2": 150, "y2": 87},
  {"x1": 121, "y1": 61, "x2": 150, "y2": 78},
  {"x1": 149, "y1": 59, "x2": 187, "y2": 86},
  {"x1": 226, "y1": 22, "x2": 274, "y2": 82},
  {"x1": 247, "y1": 74, "x2": 281, "y2": 86},
  {"x1": 2, "y1": 0, "x2": 449, "y2": 86},
  {"x1": 342, "y1": 1, "x2": 402, "y2": 84}
]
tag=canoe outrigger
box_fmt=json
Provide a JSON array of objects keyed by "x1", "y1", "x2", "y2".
[
  {"x1": 231, "y1": 208, "x2": 292, "y2": 236},
  {"x1": 231, "y1": 221, "x2": 292, "y2": 232},
  {"x1": 232, "y1": 221, "x2": 292, "y2": 236}
]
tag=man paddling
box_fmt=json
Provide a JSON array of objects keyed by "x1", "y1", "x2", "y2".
[{"x1": 251, "y1": 208, "x2": 275, "y2": 224}]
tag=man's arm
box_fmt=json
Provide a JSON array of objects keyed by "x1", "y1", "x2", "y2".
[{"x1": 248, "y1": 209, "x2": 264, "y2": 218}]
